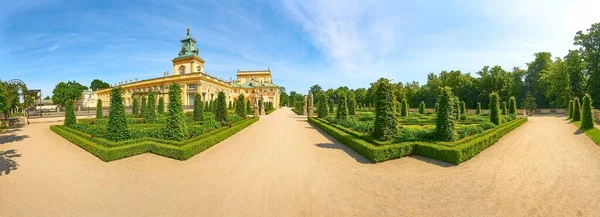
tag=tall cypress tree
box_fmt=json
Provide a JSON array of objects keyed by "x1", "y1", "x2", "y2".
[
  {"x1": 96, "y1": 99, "x2": 103, "y2": 118},
  {"x1": 573, "y1": 98, "x2": 581, "y2": 121},
  {"x1": 164, "y1": 83, "x2": 186, "y2": 141},
  {"x1": 581, "y1": 94, "x2": 594, "y2": 129},
  {"x1": 336, "y1": 92, "x2": 348, "y2": 119},
  {"x1": 436, "y1": 87, "x2": 455, "y2": 141},
  {"x1": 106, "y1": 88, "x2": 129, "y2": 141},
  {"x1": 145, "y1": 93, "x2": 156, "y2": 123},
  {"x1": 193, "y1": 94, "x2": 203, "y2": 121},
  {"x1": 215, "y1": 91, "x2": 228, "y2": 122},
  {"x1": 132, "y1": 98, "x2": 139, "y2": 116},
  {"x1": 236, "y1": 94, "x2": 246, "y2": 118},
  {"x1": 489, "y1": 92, "x2": 500, "y2": 125},
  {"x1": 373, "y1": 79, "x2": 397, "y2": 141},
  {"x1": 509, "y1": 97, "x2": 517, "y2": 116},
  {"x1": 64, "y1": 100, "x2": 76, "y2": 126},
  {"x1": 157, "y1": 97, "x2": 165, "y2": 114}
]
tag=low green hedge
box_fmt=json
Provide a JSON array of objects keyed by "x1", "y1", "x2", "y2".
[
  {"x1": 292, "y1": 108, "x2": 302, "y2": 115},
  {"x1": 51, "y1": 117, "x2": 259, "y2": 161},
  {"x1": 266, "y1": 109, "x2": 275, "y2": 115},
  {"x1": 309, "y1": 117, "x2": 527, "y2": 164}
]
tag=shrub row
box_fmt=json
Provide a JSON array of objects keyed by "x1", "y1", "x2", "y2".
[
  {"x1": 309, "y1": 117, "x2": 526, "y2": 164},
  {"x1": 51, "y1": 117, "x2": 259, "y2": 161}
]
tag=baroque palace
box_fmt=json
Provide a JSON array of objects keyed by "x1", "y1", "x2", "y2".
[{"x1": 97, "y1": 28, "x2": 280, "y2": 109}]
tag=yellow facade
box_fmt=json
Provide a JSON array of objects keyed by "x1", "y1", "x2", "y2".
[{"x1": 96, "y1": 28, "x2": 280, "y2": 110}]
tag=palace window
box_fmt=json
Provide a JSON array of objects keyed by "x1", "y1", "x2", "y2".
[
  {"x1": 178, "y1": 65, "x2": 186, "y2": 74},
  {"x1": 188, "y1": 84, "x2": 197, "y2": 90}
]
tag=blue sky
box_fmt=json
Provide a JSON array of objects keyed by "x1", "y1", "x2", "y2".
[{"x1": 1, "y1": 0, "x2": 599, "y2": 97}]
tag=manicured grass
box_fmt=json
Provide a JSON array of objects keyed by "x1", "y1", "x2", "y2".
[
  {"x1": 51, "y1": 117, "x2": 259, "y2": 161},
  {"x1": 572, "y1": 121, "x2": 600, "y2": 146},
  {"x1": 309, "y1": 117, "x2": 527, "y2": 164}
]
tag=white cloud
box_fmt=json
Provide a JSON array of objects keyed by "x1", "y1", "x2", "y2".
[{"x1": 47, "y1": 44, "x2": 59, "y2": 52}]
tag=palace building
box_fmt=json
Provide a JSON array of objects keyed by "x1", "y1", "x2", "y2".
[{"x1": 97, "y1": 28, "x2": 280, "y2": 109}]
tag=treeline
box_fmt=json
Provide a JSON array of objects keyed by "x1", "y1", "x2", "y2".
[{"x1": 292, "y1": 22, "x2": 600, "y2": 110}]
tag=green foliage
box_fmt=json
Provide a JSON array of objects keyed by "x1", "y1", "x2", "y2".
[
  {"x1": 96, "y1": 99, "x2": 103, "y2": 118},
  {"x1": 236, "y1": 94, "x2": 246, "y2": 118},
  {"x1": 50, "y1": 117, "x2": 258, "y2": 161},
  {"x1": 0, "y1": 83, "x2": 7, "y2": 116},
  {"x1": 215, "y1": 91, "x2": 228, "y2": 122},
  {"x1": 461, "y1": 101, "x2": 466, "y2": 114},
  {"x1": 90, "y1": 79, "x2": 110, "y2": 91},
  {"x1": 581, "y1": 94, "x2": 594, "y2": 129},
  {"x1": 328, "y1": 98, "x2": 334, "y2": 113},
  {"x1": 106, "y1": 88, "x2": 129, "y2": 141},
  {"x1": 317, "y1": 97, "x2": 328, "y2": 118},
  {"x1": 501, "y1": 101, "x2": 507, "y2": 115},
  {"x1": 132, "y1": 98, "x2": 139, "y2": 116},
  {"x1": 140, "y1": 97, "x2": 147, "y2": 117},
  {"x1": 204, "y1": 100, "x2": 209, "y2": 112},
  {"x1": 246, "y1": 100, "x2": 251, "y2": 114},
  {"x1": 456, "y1": 100, "x2": 462, "y2": 120},
  {"x1": 372, "y1": 78, "x2": 397, "y2": 141},
  {"x1": 435, "y1": 87, "x2": 455, "y2": 141},
  {"x1": 193, "y1": 94, "x2": 203, "y2": 121},
  {"x1": 157, "y1": 97, "x2": 165, "y2": 114},
  {"x1": 573, "y1": 97, "x2": 581, "y2": 121},
  {"x1": 400, "y1": 97, "x2": 408, "y2": 117},
  {"x1": 336, "y1": 92, "x2": 348, "y2": 119},
  {"x1": 568, "y1": 100, "x2": 574, "y2": 119},
  {"x1": 489, "y1": 92, "x2": 500, "y2": 125},
  {"x1": 164, "y1": 83, "x2": 187, "y2": 141},
  {"x1": 572, "y1": 121, "x2": 600, "y2": 146},
  {"x1": 476, "y1": 102, "x2": 481, "y2": 115},
  {"x1": 228, "y1": 101, "x2": 233, "y2": 109},
  {"x1": 145, "y1": 93, "x2": 157, "y2": 123},
  {"x1": 52, "y1": 81, "x2": 88, "y2": 106},
  {"x1": 524, "y1": 92, "x2": 537, "y2": 115},
  {"x1": 418, "y1": 101, "x2": 425, "y2": 114},
  {"x1": 309, "y1": 117, "x2": 527, "y2": 164},
  {"x1": 64, "y1": 100, "x2": 77, "y2": 126},
  {"x1": 509, "y1": 97, "x2": 517, "y2": 116},
  {"x1": 348, "y1": 94, "x2": 356, "y2": 116}
]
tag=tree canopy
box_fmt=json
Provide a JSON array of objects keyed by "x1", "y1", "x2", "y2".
[
  {"x1": 52, "y1": 81, "x2": 88, "y2": 106},
  {"x1": 90, "y1": 79, "x2": 110, "y2": 91}
]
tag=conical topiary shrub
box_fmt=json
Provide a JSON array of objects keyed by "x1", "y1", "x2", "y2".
[
  {"x1": 145, "y1": 93, "x2": 156, "y2": 123},
  {"x1": 106, "y1": 88, "x2": 129, "y2": 141},
  {"x1": 573, "y1": 98, "x2": 581, "y2": 121},
  {"x1": 164, "y1": 83, "x2": 187, "y2": 141},
  {"x1": 419, "y1": 101, "x2": 425, "y2": 114},
  {"x1": 489, "y1": 92, "x2": 500, "y2": 125},
  {"x1": 373, "y1": 79, "x2": 397, "y2": 141},
  {"x1": 157, "y1": 97, "x2": 165, "y2": 114},
  {"x1": 581, "y1": 94, "x2": 594, "y2": 129},
  {"x1": 509, "y1": 97, "x2": 517, "y2": 116},
  {"x1": 436, "y1": 87, "x2": 455, "y2": 141},
  {"x1": 476, "y1": 102, "x2": 481, "y2": 115},
  {"x1": 96, "y1": 99, "x2": 103, "y2": 119},
  {"x1": 64, "y1": 100, "x2": 76, "y2": 126},
  {"x1": 568, "y1": 100, "x2": 573, "y2": 119},
  {"x1": 193, "y1": 94, "x2": 203, "y2": 121},
  {"x1": 336, "y1": 92, "x2": 348, "y2": 120}
]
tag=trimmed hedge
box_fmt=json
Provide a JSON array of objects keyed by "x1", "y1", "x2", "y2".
[
  {"x1": 51, "y1": 117, "x2": 259, "y2": 161},
  {"x1": 309, "y1": 117, "x2": 526, "y2": 164}
]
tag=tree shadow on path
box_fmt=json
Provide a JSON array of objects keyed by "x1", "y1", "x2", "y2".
[
  {"x1": 306, "y1": 122, "x2": 372, "y2": 164},
  {"x1": 0, "y1": 134, "x2": 29, "y2": 145},
  {"x1": 0, "y1": 149, "x2": 21, "y2": 176}
]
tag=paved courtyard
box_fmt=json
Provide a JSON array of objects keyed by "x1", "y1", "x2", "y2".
[{"x1": 1, "y1": 108, "x2": 600, "y2": 216}]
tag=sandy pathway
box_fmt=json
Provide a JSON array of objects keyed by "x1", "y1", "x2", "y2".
[{"x1": 1, "y1": 109, "x2": 599, "y2": 216}]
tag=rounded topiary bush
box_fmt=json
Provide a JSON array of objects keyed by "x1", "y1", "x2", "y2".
[
  {"x1": 96, "y1": 99, "x2": 103, "y2": 119},
  {"x1": 193, "y1": 93, "x2": 203, "y2": 121},
  {"x1": 106, "y1": 88, "x2": 129, "y2": 141},
  {"x1": 164, "y1": 83, "x2": 187, "y2": 141},
  {"x1": 581, "y1": 94, "x2": 594, "y2": 129},
  {"x1": 317, "y1": 97, "x2": 328, "y2": 118},
  {"x1": 435, "y1": 87, "x2": 455, "y2": 141},
  {"x1": 489, "y1": 92, "x2": 500, "y2": 125},
  {"x1": 157, "y1": 96, "x2": 165, "y2": 114},
  {"x1": 568, "y1": 99, "x2": 573, "y2": 119},
  {"x1": 64, "y1": 100, "x2": 76, "y2": 126},
  {"x1": 373, "y1": 79, "x2": 397, "y2": 141},
  {"x1": 509, "y1": 97, "x2": 517, "y2": 116},
  {"x1": 476, "y1": 102, "x2": 481, "y2": 115},
  {"x1": 145, "y1": 93, "x2": 156, "y2": 123},
  {"x1": 419, "y1": 101, "x2": 425, "y2": 114},
  {"x1": 401, "y1": 98, "x2": 408, "y2": 117},
  {"x1": 216, "y1": 91, "x2": 228, "y2": 122},
  {"x1": 573, "y1": 98, "x2": 581, "y2": 121},
  {"x1": 336, "y1": 92, "x2": 348, "y2": 119}
]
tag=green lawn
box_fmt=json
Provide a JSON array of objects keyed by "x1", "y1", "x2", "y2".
[{"x1": 572, "y1": 121, "x2": 600, "y2": 146}]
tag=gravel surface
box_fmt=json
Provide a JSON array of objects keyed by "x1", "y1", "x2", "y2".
[{"x1": 1, "y1": 109, "x2": 599, "y2": 216}]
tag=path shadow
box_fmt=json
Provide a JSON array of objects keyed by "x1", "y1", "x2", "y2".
[
  {"x1": 0, "y1": 149, "x2": 21, "y2": 176},
  {"x1": 316, "y1": 143, "x2": 372, "y2": 164},
  {"x1": 0, "y1": 134, "x2": 29, "y2": 145},
  {"x1": 408, "y1": 155, "x2": 455, "y2": 167},
  {"x1": 574, "y1": 128, "x2": 585, "y2": 135},
  {"x1": 0, "y1": 128, "x2": 22, "y2": 135}
]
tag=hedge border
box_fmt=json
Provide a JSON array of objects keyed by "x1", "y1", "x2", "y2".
[
  {"x1": 309, "y1": 117, "x2": 527, "y2": 164},
  {"x1": 51, "y1": 117, "x2": 259, "y2": 162}
]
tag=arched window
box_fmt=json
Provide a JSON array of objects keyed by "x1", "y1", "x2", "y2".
[{"x1": 178, "y1": 65, "x2": 186, "y2": 74}]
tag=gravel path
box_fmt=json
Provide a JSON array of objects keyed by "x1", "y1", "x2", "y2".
[{"x1": 1, "y1": 108, "x2": 599, "y2": 216}]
